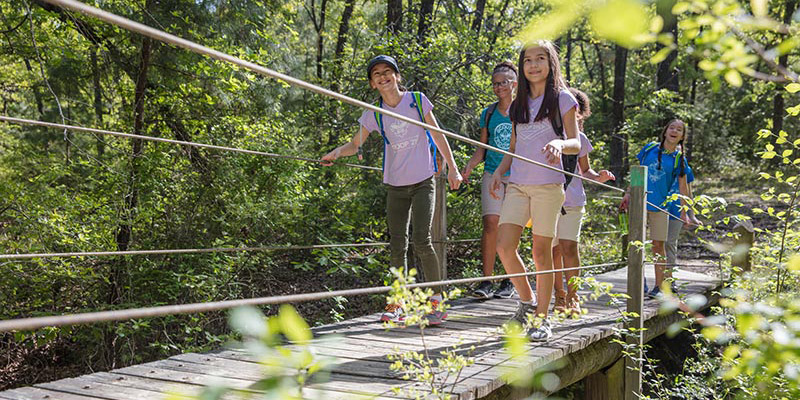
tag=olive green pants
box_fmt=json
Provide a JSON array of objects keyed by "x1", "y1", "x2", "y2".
[{"x1": 386, "y1": 176, "x2": 443, "y2": 293}]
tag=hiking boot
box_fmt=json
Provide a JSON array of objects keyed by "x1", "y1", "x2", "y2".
[
  {"x1": 424, "y1": 300, "x2": 448, "y2": 325},
  {"x1": 494, "y1": 279, "x2": 516, "y2": 299},
  {"x1": 529, "y1": 319, "x2": 552, "y2": 342},
  {"x1": 472, "y1": 281, "x2": 494, "y2": 299},
  {"x1": 553, "y1": 291, "x2": 567, "y2": 313},
  {"x1": 506, "y1": 301, "x2": 535, "y2": 327},
  {"x1": 380, "y1": 303, "x2": 405, "y2": 323}
]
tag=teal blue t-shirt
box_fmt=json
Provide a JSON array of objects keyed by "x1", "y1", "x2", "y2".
[{"x1": 479, "y1": 104, "x2": 512, "y2": 176}]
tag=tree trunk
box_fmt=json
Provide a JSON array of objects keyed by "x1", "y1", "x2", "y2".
[
  {"x1": 610, "y1": 45, "x2": 628, "y2": 185},
  {"x1": 580, "y1": 42, "x2": 594, "y2": 83},
  {"x1": 656, "y1": 0, "x2": 679, "y2": 92},
  {"x1": 471, "y1": 0, "x2": 487, "y2": 33},
  {"x1": 565, "y1": 32, "x2": 572, "y2": 84},
  {"x1": 772, "y1": 0, "x2": 798, "y2": 135},
  {"x1": 687, "y1": 60, "x2": 698, "y2": 161},
  {"x1": 91, "y1": 45, "x2": 104, "y2": 156},
  {"x1": 114, "y1": 36, "x2": 151, "y2": 290},
  {"x1": 387, "y1": 0, "x2": 402, "y2": 33},
  {"x1": 417, "y1": 0, "x2": 435, "y2": 45},
  {"x1": 329, "y1": 0, "x2": 355, "y2": 148},
  {"x1": 312, "y1": 0, "x2": 328, "y2": 80},
  {"x1": 489, "y1": 0, "x2": 511, "y2": 47},
  {"x1": 594, "y1": 43, "x2": 607, "y2": 97}
]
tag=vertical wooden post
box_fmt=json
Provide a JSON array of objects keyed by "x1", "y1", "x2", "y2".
[
  {"x1": 584, "y1": 357, "x2": 625, "y2": 400},
  {"x1": 625, "y1": 165, "x2": 646, "y2": 400},
  {"x1": 732, "y1": 219, "x2": 754, "y2": 273},
  {"x1": 432, "y1": 168, "x2": 448, "y2": 280}
]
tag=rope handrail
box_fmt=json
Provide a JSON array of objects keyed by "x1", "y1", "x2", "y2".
[
  {"x1": 0, "y1": 261, "x2": 625, "y2": 332},
  {"x1": 0, "y1": 242, "x2": 391, "y2": 261},
  {"x1": 0, "y1": 231, "x2": 628, "y2": 259},
  {"x1": 0, "y1": 116, "x2": 380, "y2": 172},
  {"x1": 40, "y1": 0, "x2": 626, "y2": 197}
]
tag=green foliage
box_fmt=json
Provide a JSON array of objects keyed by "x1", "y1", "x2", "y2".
[{"x1": 174, "y1": 305, "x2": 335, "y2": 400}]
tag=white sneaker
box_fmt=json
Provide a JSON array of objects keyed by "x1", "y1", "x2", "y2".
[{"x1": 529, "y1": 319, "x2": 552, "y2": 342}]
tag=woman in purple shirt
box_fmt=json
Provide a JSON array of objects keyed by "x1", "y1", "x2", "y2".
[
  {"x1": 322, "y1": 55, "x2": 462, "y2": 325},
  {"x1": 489, "y1": 41, "x2": 581, "y2": 341}
]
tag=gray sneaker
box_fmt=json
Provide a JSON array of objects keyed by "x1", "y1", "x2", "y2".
[
  {"x1": 472, "y1": 281, "x2": 494, "y2": 299},
  {"x1": 494, "y1": 279, "x2": 517, "y2": 299},
  {"x1": 529, "y1": 319, "x2": 552, "y2": 342},
  {"x1": 506, "y1": 301, "x2": 535, "y2": 327}
]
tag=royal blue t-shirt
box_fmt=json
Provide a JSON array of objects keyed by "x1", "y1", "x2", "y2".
[
  {"x1": 479, "y1": 104, "x2": 512, "y2": 176},
  {"x1": 667, "y1": 165, "x2": 694, "y2": 220},
  {"x1": 636, "y1": 142, "x2": 688, "y2": 212}
]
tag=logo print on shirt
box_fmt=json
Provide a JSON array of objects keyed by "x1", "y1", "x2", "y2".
[
  {"x1": 516, "y1": 121, "x2": 550, "y2": 142},
  {"x1": 388, "y1": 120, "x2": 418, "y2": 151},
  {"x1": 493, "y1": 122, "x2": 512, "y2": 149},
  {"x1": 648, "y1": 163, "x2": 665, "y2": 183}
]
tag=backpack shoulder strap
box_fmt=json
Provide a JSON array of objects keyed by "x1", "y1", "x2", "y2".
[
  {"x1": 484, "y1": 102, "x2": 498, "y2": 132},
  {"x1": 374, "y1": 98, "x2": 389, "y2": 144},
  {"x1": 644, "y1": 142, "x2": 659, "y2": 153},
  {"x1": 411, "y1": 91, "x2": 439, "y2": 173}
]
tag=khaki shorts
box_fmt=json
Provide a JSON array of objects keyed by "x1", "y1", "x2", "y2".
[
  {"x1": 553, "y1": 206, "x2": 585, "y2": 245},
  {"x1": 499, "y1": 183, "x2": 565, "y2": 238},
  {"x1": 481, "y1": 173, "x2": 508, "y2": 216},
  {"x1": 647, "y1": 211, "x2": 669, "y2": 242}
]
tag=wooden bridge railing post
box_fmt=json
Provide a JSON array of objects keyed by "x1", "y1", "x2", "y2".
[
  {"x1": 432, "y1": 166, "x2": 448, "y2": 280},
  {"x1": 624, "y1": 165, "x2": 647, "y2": 400}
]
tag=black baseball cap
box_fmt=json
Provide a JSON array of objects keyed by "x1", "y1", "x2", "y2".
[{"x1": 366, "y1": 55, "x2": 400, "y2": 79}]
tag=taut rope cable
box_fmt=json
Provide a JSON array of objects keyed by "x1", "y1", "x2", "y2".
[
  {"x1": 41, "y1": 0, "x2": 625, "y2": 195},
  {"x1": 0, "y1": 116, "x2": 380, "y2": 172},
  {"x1": 0, "y1": 261, "x2": 624, "y2": 332},
  {"x1": 0, "y1": 242, "x2": 390, "y2": 261}
]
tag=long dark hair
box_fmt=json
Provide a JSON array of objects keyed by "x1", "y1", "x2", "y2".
[
  {"x1": 568, "y1": 88, "x2": 591, "y2": 130},
  {"x1": 509, "y1": 40, "x2": 567, "y2": 125}
]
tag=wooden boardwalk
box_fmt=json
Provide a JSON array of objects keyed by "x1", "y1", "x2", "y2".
[{"x1": 1, "y1": 266, "x2": 719, "y2": 400}]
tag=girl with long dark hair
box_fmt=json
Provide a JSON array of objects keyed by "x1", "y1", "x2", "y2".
[{"x1": 489, "y1": 41, "x2": 581, "y2": 341}]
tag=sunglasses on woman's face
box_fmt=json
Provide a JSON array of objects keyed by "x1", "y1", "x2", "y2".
[{"x1": 492, "y1": 79, "x2": 512, "y2": 88}]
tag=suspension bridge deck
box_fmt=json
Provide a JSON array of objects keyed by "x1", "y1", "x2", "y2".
[{"x1": 1, "y1": 264, "x2": 719, "y2": 400}]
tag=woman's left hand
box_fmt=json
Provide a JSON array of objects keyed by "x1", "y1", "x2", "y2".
[
  {"x1": 447, "y1": 168, "x2": 463, "y2": 190},
  {"x1": 597, "y1": 170, "x2": 616, "y2": 183},
  {"x1": 542, "y1": 140, "x2": 563, "y2": 164}
]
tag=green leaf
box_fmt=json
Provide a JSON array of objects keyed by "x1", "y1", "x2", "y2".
[
  {"x1": 786, "y1": 83, "x2": 800, "y2": 93},
  {"x1": 517, "y1": 3, "x2": 581, "y2": 44},
  {"x1": 279, "y1": 305, "x2": 311, "y2": 343},
  {"x1": 724, "y1": 69, "x2": 743, "y2": 87},
  {"x1": 229, "y1": 306, "x2": 268, "y2": 339},
  {"x1": 651, "y1": 46, "x2": 674, "y2": 64},
  {"x1": 590, "y1": 0, "x2": 651, "y2": 48}
]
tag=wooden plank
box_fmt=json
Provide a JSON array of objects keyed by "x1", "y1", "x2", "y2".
[
  {"x1": 35, "y1": 376, "x2": 172, "y2": 400},
  {"x1": 0, "y1": 386, "x2": 103, "y2": 400}
]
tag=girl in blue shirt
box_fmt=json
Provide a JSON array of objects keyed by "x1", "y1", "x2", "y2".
[
  {"x1": 620, "y1": 119, "x2": 694, "y2": 297},
  {"x1": 461, "y1": 61, "x2": 518, "y2": 300}
]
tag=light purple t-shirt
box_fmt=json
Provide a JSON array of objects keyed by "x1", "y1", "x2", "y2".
[
  {"x1": 358, "y1": 92, "x2": 435, "y2": 186},
  {"x1": 563, "y1": 132, "x2": 594, "y2": 207},
  {"x1": 509, "y1": 90, "x2": 578, "y2": 185}
]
